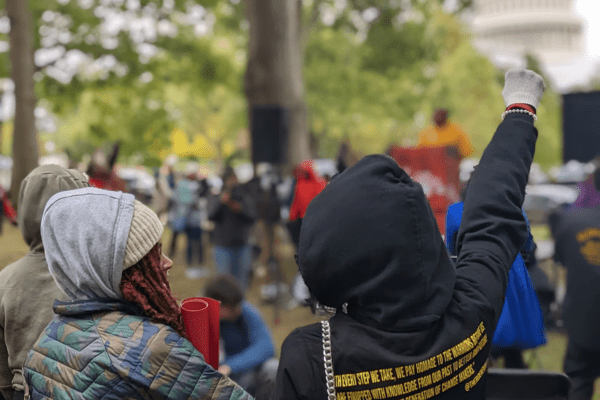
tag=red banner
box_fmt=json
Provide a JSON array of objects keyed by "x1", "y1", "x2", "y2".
[{"x1": 387, "y1": 145, "x2": 461, "y2": 234}]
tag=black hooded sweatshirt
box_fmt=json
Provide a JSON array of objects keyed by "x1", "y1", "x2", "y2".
[
  {"x1": 271, "y1": 113, "x2": 537, "y2": 400},
  {"x1": 549, "y1": 203, "x2": 600, "y2": 350}
]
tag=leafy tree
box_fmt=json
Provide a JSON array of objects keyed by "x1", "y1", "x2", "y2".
[
  {"x1": 302, "y1": 1, "x2": 562, "y2": 169},
  {"x1": 4, "y1": 0, "x2": 38, "y2": 200},
  {"x1": 0, "y1": 0, "x2": 250, "y2": 173}
]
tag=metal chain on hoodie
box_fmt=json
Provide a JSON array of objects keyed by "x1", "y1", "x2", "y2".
[{"x1": 321, "y1": 320, "x2": 336, "y2": 400}]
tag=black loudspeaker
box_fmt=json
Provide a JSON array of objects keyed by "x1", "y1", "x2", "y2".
[
  {"x1": 251, "y1": 105, "x2": 289, "y2": 164},
  {"x1": 562, "y1": 91, "x2": 600, "y2": 163}
]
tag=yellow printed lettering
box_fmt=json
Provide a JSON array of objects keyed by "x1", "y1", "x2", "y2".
[
  {"x1": 403, "y1": 379, "x2": 418, "y2": 394},
  {"x1": 441, "y1": 375, "x2": 459, "y2": 392},
  {"x1": 346, "y1": 390, "x2": 373, "y2": 400},
  {"x1": 441, "y1": 365, "x2": 453, "y2": 378},
  {"x1": 478, "y1": 322, "x2": 486, "y2": 334},
  {"x1": 465, "y1": 360, "x2": 488, "y2": 392},
  {"x1": 417, "y1": 374, "x2": 433, "y2": 389},
  {"x1": 405, "y1": 364, "x2": 416, "y2": 376},
  {"x1": 577, "y1": 228, "x2": 600, "y2": 243},
  {"x1": 357, "y1": 372, "x2": 370, "y2": 386},
  {"x1": 396, "y1": 366, "x2": 406, "y2": 378},
  {"x1": 379, "y1": 368, "x2": 395, "y2": 382},
  {"x1": 472, "y1": 333, "x2": 488, "y2": 359},
  {"x1": 451, "y1": 338, "x2": 474, "y2": 359},
  {"x1": 443, "y1": 350, "x2": 453, "y2": 362},
  {"x1": 470, "y1": 327, "x2": 482, "y2": 345},
  {"x1": 385, "y1": 384, "x2": 405, "y2": 397},
  {"x1": 431, "y1": 370, "x2": 442, "y2": 383},
  {"x1": 405, "y1": 387, "x2": 436, "y2": 400},
  {"x1": 370, "y1": 370, "x2": 380, "y2": 384},
  {"x1": 415, "y1": 356, "x2": 437, "y2": 374},
  {"x1": 336, "y1": 373, "x2": 357, "y2": 388},
  {"x1": 459, "y1": 363, "x2": 476, "y2": 382},
  {"x1": 371, "y1": 388, "x2": 386, "y2": 399}
]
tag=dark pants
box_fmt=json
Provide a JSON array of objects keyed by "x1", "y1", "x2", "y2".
[
  {"x1": 490, "y1": 347, "x2": 526, "y2": 369},
  {"x1": 286, "y1": 218, "x2": 302, "y2": 250},
  {"x1": 184, "y1": 226, "x2": 204, "y2": 265},
  {"x1": 563, "y1": 340, "x2": 600, "y2": 400},
  {"x1": 169, "y1": 231, "x2": 180, "y2": 258}
]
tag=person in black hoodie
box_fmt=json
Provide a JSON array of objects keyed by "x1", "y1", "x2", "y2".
[
  {"x1": 271, "y1": 69, "x2": 545, "y2": 400},
  {"x1": 549, "y1": 165, "x2": 600, "y2": 400}
]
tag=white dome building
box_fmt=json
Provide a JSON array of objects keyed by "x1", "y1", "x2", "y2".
[{"x1": 471, "y1": 0, "x2": 584, "y2": 65}]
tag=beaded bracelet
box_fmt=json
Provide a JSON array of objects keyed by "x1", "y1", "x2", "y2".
[
  {"x1": 506, "y1": 103, "x2": 536, "y2": 114},
  {"x1": 501, "y1": 108, "x2": 537, "y2": 122}
]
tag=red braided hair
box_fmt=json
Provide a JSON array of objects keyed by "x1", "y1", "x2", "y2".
[{"x1": 120, "y1": 243, "x2": 187, "y2": 338}]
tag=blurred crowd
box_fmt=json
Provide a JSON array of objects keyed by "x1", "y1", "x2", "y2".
[{"x1": 3, "y1": 69, "x2": 600, "y2": 400}]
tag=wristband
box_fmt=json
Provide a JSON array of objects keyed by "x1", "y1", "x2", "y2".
[
  {"x1": 501, "y1": 108, "x2": 537, "y2": 122},
  {"x1": 506, "y1": 103, "x2": 536, "y2": 114}
]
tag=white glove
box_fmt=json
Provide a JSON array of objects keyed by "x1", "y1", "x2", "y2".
[{"x1": 502, "y1": 69, "x2": 546, "y2": 109}]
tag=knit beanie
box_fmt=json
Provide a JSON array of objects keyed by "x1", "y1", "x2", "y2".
[{"x1": 123, "y1": 200, "x2": 164, "y2": 269}]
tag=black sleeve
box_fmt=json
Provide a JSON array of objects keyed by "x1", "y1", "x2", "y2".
[
  {"x1": 207, "y1": 194, "x2": 225, "y2": 221},
  {"x1": 239, "y1": 194, "x2": 257, "y2": 223},
  {"x1": 455, "y1": 113, "x2": 537, "y2": 320},
  {"x1": 232, "y1": 187, "x2": 257, "y2": 222}
]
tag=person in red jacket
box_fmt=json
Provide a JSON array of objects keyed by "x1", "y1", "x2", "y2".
[
  {"x1": 286, "y1": 160, "x2": 327, "y2": 308},
  {"x1": 287, "y1": 160, "x2": 326, "y2": 248},
  {"x1": 0, "y1": 184, "x2": 17, "y2": 235}
]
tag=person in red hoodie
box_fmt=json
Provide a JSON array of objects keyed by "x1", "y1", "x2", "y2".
[
  {"x1": 0, "y1": 184, "x2": 17, "y2": 235},
  {"x1": 287, "y1": 160, "x2": 326, "y2": 247},
  {"x1": 287, "y1": 160, "x2": 327, "y2": 308}
]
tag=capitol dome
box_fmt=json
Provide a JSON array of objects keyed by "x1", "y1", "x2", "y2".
[{"x1": 471, "y1": 0, "x2": 584, "y2": 64}]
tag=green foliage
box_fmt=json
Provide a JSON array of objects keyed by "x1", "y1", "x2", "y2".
[
  {"x1": 0, "y1": 0, "x2": 563, "y2": 169},
  {"x1": 52, "y1": 85, "x2": 173, "y2": 164},
  {"x1": 0, "y1": 0, "x2": 249, "y2": 166},
  {"x1": 303, "y1": 2, "x2": 563, "y2": 168}
]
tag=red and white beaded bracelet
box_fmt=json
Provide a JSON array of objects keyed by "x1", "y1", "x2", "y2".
[{"x1": 501, "y1": 108, "x2": 537, "y2": 122}]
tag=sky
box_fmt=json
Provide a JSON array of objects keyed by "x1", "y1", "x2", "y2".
[
  {"x1": 545, "y1": 0, "x2": 600, "y2": 91},
  {"x1": 576, "y1": 0, "x2": 600, "y2": 58}
]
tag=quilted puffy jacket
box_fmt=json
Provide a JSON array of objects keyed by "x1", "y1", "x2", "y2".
[{"x1": 23, "y1": 299, "x2": 253, "y2": 400}]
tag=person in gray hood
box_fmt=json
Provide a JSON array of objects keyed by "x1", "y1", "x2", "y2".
[
  {"x1": 22, "y1": 187, "x2": 251, "y2": 400},
  {"x1": 0, "y1": 165, "x2": 89, "y2": 400}
]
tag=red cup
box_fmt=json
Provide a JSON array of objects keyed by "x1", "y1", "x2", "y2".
[{"x1": 181, "y1": 297, "x2": 220, "y2": 369}]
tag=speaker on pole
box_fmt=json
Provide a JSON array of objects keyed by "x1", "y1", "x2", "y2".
[
  {"x1": 251, "y1": 105, "x2": 289, "y2": 164},
  {"x1": 563, "y1": 91, "x2": 600, "y2": 163}
]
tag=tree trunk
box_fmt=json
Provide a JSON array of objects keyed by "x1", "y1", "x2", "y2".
[
  {"x1": 7, "y1": 0, "x2": 38, "y2": 202},
  {"x1": 244, "y1": 0, "x2": 310, "y2": 172}
]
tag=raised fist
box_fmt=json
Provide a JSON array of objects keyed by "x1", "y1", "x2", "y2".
[{"x1": 502, "y1": 69, "x2": 545, "y2": 109}]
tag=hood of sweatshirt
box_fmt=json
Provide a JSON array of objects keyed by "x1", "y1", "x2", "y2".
[
  {"x1": 17, "y1": 164, "x2": 90, "y2": 253},
  {"x1": 41, "y1": 188, "x2": 136, "y2": 300},
  {"x1": 297, "y1": 154, "x2": 456, "y2": 331}
]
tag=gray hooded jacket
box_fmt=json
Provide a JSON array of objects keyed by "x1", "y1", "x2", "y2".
[
  {"x1": 0, "y1": 165, "x2": 89, "y2": 399},
  {"x1": 41, "y1": 187, "x2": 137, "y2": 301}
]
